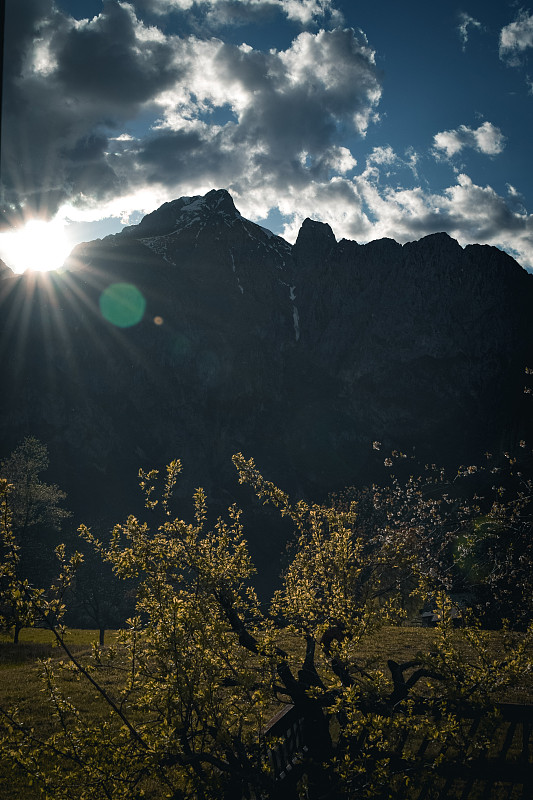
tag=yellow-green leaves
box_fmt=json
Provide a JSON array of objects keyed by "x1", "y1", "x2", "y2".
[{"x1": 3, "y1": 454, "x2": 533, "y2": 800}]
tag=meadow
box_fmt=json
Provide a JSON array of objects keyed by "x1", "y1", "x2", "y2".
[{"x1": 1, "y1": 626, "x2": 532, "y2": 799}]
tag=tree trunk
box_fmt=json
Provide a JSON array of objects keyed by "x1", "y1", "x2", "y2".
[
  {"x1": 99, "y1": 627, "x2": 105, "y2": 646},
  {"x1": 300, "y1": 703, "x2": 336, "y2": 800},
  {"x1": 13, "y1": 621, "x2": 22, "y2": 644}
]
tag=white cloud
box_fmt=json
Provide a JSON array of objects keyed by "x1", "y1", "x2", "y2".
[
  {"x1": 276, "y1": 28, "x2": 380, "y2": 133},
  {"x1": 366, "y1": 145, "x2": 397, "y2": 166},
  {"x1": 278, "y1": 0, "x2": 343, "y2": 25},
  {"x1": 457, "y1": 12, "x2": 482, "y2": 52},
  {"x1": 433, "y1": 121, "x2": 505, "y2": 159},
  {"x1": 349, "y1": 171, "x2": 533, "y2": 269},
  {"x1": 135, "y1": 0, "x2": 343, "y2": 26},
  {"x1": 328, "y1": 146, "x2": 357, "y2": 173},
  {"x1": 58, "y1": 185, "x2": 175, "y2": 225},
  {"x1": 362, "y1": 145, "x2": 420, "y2": 185},
  {"x1": 500, "y1": 10, "x2": 533, "y2": 64},
  {"x1": 117, "y1": 24, "x2": 380, "y2": 229}
]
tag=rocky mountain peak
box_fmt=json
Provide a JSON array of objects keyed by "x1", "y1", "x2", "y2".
[
  {"x1": 202, "y1": 188, "x2": 239, "y2": 216},
  {"x1": 413, "y1": 231, "x2": 458, "y2": 246},
  {"x1": 295, "y1": 218, "x2": 336, "y2": 247},
  {"x1": 402, "y1": 231, "x2": 462, "y2": 263},
  {"x1": 293, "y1": 218, "x2": 336, "y2": 269},
  {"x1": 119, "y1": 188, "x2": 240, "y2": 241}
]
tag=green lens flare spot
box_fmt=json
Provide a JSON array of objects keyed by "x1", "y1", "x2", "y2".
[{"x1": 99, "y1": 283, "x2": 146, "y2": 328}]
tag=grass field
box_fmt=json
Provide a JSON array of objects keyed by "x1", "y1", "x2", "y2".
[
  {"x1": 0, "y1": 628, "x2": 126, "y2": 800},
  {"x1": 1, "y1": 626, "x2": 532, "y2": 799}
]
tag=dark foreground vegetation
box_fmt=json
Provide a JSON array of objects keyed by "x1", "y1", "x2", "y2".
[
  {"x1": 1, "y1": 626, "x2": 532, "y2": 800},
  {"x1": 1, "y1": 441, "x2": 533, "y2": 799}
]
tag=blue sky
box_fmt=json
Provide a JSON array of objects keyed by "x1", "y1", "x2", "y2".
[{"x1": 1, "y1": 0, "x2": 532, "y2": 270}]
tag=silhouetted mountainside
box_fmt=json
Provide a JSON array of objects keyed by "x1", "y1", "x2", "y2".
[
  {"x1": 0, "y1": 258, "x2": 12, "y2": 279},
  {"x1": 1, "y1": 189, "x2": 532, "y2": 580}
]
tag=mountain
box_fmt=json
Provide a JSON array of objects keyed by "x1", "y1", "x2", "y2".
[
  {"x1": 1, "y1": 189, "x2": 532, "y2": 584},
  {"x1": 0, "y1": 258, "x2": 13, "y2": 279}
]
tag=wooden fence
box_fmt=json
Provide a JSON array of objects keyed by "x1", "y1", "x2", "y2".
[
  {"x1": 406, "y1": 702, "x2": 533, "y2": 800},
  {"x1": 262, "y1": 704, "x2": 307, "y2": 782},
  {"x1": 260, "y1": 702, "x2": 533, "y2": 799}
]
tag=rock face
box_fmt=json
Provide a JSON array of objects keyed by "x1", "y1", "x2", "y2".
[{"x1": 1, "y1": 188, "x2": 532, "y2": 569}]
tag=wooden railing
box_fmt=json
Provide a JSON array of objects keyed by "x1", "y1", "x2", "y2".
[
  {"x1": 260, "y1": 702, "x2": 533, "y2": 799},
  {"x1": 404, "y1": 702, "x2": 533, "y2": 799},
  {"x1": 261, "y1": 704, "x2": 307, "y2": 782}
]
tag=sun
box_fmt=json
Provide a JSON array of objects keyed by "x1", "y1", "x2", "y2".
[{"x1": 0, "y1": 218, "x2": 73, "y2": 274}]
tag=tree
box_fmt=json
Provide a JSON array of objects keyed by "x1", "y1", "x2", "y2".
[
  {"x1": 336, "y1": 447, "x2": 533, "y2": 631},
  {"x1": 0, "y1": 437, "x2": 70, "y2": 642},
  {"x1": 453, "y1": 450, "x2": 533, "y2": 629},
  {"x1": 69, "y1": 552, "x2": 136, "y2": 645},
  {"x1": 0, "y1": 436, "x2": 70, "y2": 537},
  {"x1": 0, "y1": 480, "x2": 35, "y2": 644},
  {"x1": 0, "y1": 456, "x2": 531, "y2": 799}
]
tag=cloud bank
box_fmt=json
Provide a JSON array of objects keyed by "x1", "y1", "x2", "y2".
[
  {"x1": 2, "y1": 0, "x2": 533, "y2": 270},
  {"x1": 2, "y1": 1, "x2": 379, "y2": 220}
]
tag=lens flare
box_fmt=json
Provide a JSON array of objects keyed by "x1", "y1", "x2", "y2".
[{"x1": 99, "y1": 283, "x2": 146, "y2": 328}]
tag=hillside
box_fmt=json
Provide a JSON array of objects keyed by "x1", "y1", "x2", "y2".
[{"x1": 1, "y1": 189, "x2": 532, "y2": 578}]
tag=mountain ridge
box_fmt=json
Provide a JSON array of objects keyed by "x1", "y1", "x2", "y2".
[{"x1": 1, "y1": 189, "x2": 532, "y2": 589}]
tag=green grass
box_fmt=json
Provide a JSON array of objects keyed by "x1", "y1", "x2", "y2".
[
  {"x1": 0, "y1": 626, "x2": 532, "y2": 799},
  {"x1": 0, "y1": 628, "x2": 126, "y2": 800},
  {"x1": 0, "y1": 627, "x2": 113, "y2": 665},
  {"x1": 0, "y1": 628, "x2": 107, "y2": 738}
]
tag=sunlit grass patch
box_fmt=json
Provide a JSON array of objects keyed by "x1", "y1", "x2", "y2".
[{"x1": 0, "y1": 628, "x2": 118, "y2": 667}]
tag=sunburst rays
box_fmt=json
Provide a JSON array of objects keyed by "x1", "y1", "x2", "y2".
[{"x1": 0, "y1": 241, "x2": 172, "y2": 445}]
